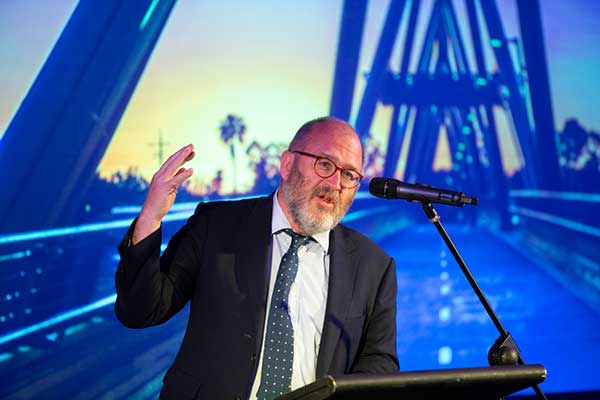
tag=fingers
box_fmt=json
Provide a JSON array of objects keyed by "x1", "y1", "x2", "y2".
[
  {"x1": 160, "y1": 144, "x2": 195, "y2": 178},
  {"x1": 172, "y1": 167, "x2": 194, "y2": 187},
  {"x1": 184, "y1": 150, "x2": 195, "y2": 162},
  {"x1": 142, "y1": 145, "x2": 195, "y2": 222}
]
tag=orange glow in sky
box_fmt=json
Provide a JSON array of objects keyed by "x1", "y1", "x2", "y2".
[{"x1": 97, "y1": 1, "x2": 342, "y2": 195}]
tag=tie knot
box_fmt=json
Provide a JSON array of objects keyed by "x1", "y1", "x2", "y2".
[{"x1": 283, "y1": 228, "x2": 312, "y2": 250}]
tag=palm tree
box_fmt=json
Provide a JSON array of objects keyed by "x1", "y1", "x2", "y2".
[{"x1": 219, "y1": 114, "x2": 246, "y2": 193}]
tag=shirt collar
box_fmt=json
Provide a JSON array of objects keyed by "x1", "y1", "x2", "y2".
[{"x1": 272, "y1": 190, "x2": 330, "y2": 253}]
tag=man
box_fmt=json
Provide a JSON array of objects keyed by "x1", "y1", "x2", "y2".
[{"x1": 115, "y1": 117, "x2": 398, "y2": 399}]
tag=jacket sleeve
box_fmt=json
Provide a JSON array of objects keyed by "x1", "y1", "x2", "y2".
[
  {"x1": 351, "y1": 257, "x2": 399, "y2": 373},
  {"x1": 114, "y1": 210, "x2": 206, "y2": 328}
]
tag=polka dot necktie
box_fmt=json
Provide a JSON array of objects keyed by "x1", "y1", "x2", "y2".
[{"x1": 257, "y1": 229, "x2": 311, "y2": 399}]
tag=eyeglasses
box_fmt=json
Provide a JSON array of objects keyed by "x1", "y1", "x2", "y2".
[{"x1": 291, "y1": 150, "x2": 363, "y2": 189}]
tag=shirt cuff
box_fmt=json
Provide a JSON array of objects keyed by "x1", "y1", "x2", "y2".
[{"x1": 118, "y1": 217, "x2": 162, "y2": 266}]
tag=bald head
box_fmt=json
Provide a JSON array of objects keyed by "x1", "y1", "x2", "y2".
[{"x1": 288, "y1": 117, "x2": 364, "y2": 168}]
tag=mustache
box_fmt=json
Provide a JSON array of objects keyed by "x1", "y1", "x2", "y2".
[{"x1": 312, "y1": 185, "x2": 340, "y2": 202}]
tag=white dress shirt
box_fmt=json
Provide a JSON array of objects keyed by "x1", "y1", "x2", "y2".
[{"x1": 250, "y1": 193, "x2": 330, "y2": 399}]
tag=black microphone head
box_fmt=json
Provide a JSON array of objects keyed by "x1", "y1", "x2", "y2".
[{"x1": 369, "y1": 177, "x2": 393, "y2": 199}]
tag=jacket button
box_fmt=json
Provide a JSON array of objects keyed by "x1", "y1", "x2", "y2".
[{"x1": 250, "y1": 354, "x2": 257, "y2": 361}]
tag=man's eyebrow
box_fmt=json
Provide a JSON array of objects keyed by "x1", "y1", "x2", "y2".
[{"x1": 319, "y1": 152, "x2": 361, "y2": 171}]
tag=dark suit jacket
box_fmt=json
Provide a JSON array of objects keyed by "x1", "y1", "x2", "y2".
[{"x1": 115, "y1": 194, "x2": 398, "y2": 399}]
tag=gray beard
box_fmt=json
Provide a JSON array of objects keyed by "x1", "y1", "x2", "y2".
[{"x1": 281, "y1": 165, "x2": 347, "y2": 236}]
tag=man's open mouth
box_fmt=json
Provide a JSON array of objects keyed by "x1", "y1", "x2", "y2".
[{"x1": 316, "y1": 192, "x2": 336, "y2": 206}]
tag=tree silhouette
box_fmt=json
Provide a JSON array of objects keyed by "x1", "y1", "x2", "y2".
[
  {"x1": 219, "y1": 114, "x2": 246, "y2": 193},
  {"x1": 558, "y1": 119, "x2": 600, "y2": 192},
  {"x1": 246, "y1": 140, "x2": 287, "y2": 194}
]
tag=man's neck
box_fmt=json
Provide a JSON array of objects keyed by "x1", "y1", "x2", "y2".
[{"x1": 276, "y1": 187, "x2": 304, "y2": 234}]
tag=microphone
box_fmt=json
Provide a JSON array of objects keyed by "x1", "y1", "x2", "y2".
[{"x1": 369, "y1": 177, "x2": 478, "y2": 206}]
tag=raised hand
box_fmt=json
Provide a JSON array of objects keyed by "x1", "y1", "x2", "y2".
[{"x1": 132, "y1": 144, "x2": 195, "y2": 244}]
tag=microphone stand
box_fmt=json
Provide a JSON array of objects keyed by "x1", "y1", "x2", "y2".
[{"x1": 420, "y1": 202, "x2": 547, "y2": 400}]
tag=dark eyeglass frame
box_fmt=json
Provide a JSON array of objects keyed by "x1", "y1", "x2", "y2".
[{"x1": 290, "y1": 150, "x2": 363, "y2": 189}]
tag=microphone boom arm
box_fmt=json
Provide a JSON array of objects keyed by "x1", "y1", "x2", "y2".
[{"x1": 420, "y1": 202, "x2": 547, "y2": 400}]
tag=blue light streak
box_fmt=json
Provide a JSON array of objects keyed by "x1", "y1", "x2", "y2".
[
  {"x1": 509, "y1": 190, "x2": 600, "y2": 203},
  {"x1": 0, "y1": 250, "x2": 31, "y2": 262},
  {"x1": 510, "y1": 206, "x2": 600, "y2": 238},
  {"x1": 0, "y1": 294, "x2": 116, "y2": 345},
  {"x1": 139, "y1": 0, "x2": 160, "y2": 30},
  {"x1": 64, "y1": 322, "x2": 88, "y2": 336},
  {"x1": 0, "y1": 211, "x2": 195, "y2": 245},
  {"x1": 162, "y1": 211, "x2": 194, "y2": 222},
  {"x1": 112, "y1": 202, "x2": 196, "y2": 215},
  {"x1": 111, "y1": 194, "x2": 268, "y2": 215},
  {"x1": 0, "y1": 220, "x2": 134, "y2": 245},
  {"x1": 342, "y1": 206, "x2": 393, "y2": 222}
]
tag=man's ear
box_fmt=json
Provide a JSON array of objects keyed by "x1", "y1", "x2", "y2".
[{"x1": 280, "y1": 150, "x2": 294, "y2": 180}]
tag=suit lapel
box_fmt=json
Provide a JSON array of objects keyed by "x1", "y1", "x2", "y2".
[
  {"x1": 233, "y1": 195, "x2": 273, "y2": 349},
  {"x1": 316, "y1": 226, "x2": 358, "y2": 377}
]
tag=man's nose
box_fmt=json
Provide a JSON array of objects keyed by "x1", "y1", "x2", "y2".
[{"x1": 325, "y1": 169, "x2": 343, "y2": 190}]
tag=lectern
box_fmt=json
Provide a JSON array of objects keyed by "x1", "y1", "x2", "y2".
[{"x1": 276, "y1": 364, "x2": 547, "y2": 400}]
